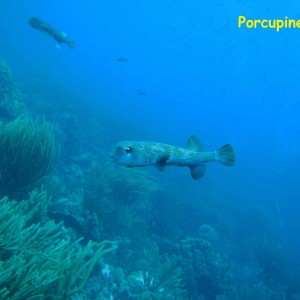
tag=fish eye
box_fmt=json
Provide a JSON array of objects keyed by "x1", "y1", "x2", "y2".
[{"x1": 125, "y1": 147, "x2": 132, "y2": 154}]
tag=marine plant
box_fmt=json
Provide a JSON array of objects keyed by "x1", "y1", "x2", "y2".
[
  {"x1": 0, "y1": 117, "x2": 58, "y2": 194},
  {"x1": 0, "y1": 190, "x2": 116, "y2": 299}
]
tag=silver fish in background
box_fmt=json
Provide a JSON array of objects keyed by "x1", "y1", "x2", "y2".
[
  {"x1": 28, "y1": 17, "x2": 76, "y2": 48},
  {"x1": 111, "y1": 135, "x2": 235, "y2": 180}
]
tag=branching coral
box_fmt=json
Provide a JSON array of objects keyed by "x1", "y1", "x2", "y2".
[
  {"x1": 0, "y1": 191, "x2": 116, "y2": 299},
  {"x1": 0, "y1": 117, "x2": 59, "y2": 194}
]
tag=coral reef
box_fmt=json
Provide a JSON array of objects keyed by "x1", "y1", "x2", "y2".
[
  {"x1": 1, "y1": 60, "x2": 298, "y2": 300},
  {"x1": 0, "y1": 117, "x2": 59, "y2": 195},
  {"x1": 0, "y1": 190, "x2": 116, "y2": 299}
]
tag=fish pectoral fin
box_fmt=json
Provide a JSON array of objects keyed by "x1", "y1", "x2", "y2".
[
  {"x1": 155, "y1": 155, "x2": 169, "y2": 171},
  {"x1": 187, "y1": 135, "x2": 204, "y2": 152},
  {"x1": 190, "y1": 164, "x2": 206, "y2": 180}
]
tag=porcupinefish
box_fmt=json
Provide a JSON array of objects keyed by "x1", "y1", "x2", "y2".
[
  {"x1": 28, "y1": 17, "x2": 76, "y2": 48},
  {"x1": 111, "y1": 135, "x2": 235, "y2": 180}
]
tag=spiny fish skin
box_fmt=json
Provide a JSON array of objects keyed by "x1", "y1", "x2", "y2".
[{"x1": 111, "y1": 136, "x2": 235, "y2": 180}]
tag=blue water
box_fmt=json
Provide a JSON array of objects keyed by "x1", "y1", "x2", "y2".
[{"x1": 1, "y1": 1, "x2": 300, "y2": 299}]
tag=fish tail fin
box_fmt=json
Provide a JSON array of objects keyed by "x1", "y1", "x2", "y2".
[
  {"x1": 190, "y1": 164, "x2": 206, "y2": 180},
  {"x1": 217, "y1": 144, "x2": 235, "y2": 166}
]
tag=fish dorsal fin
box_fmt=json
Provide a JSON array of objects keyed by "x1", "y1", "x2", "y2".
[
  {"x1": 155, "y1": 154, "x2": 169, "y2": 171},
  {"x1": 187, "y1": 135, "x2": 204, "y2": 152},
  {"x1": 190, "y1": 164, "x2": 206, "y2": 180}
]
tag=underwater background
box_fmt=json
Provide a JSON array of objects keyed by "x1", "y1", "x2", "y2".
[{"x1": 0, "y1": 0, "x2": 300, "y2": 299}]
